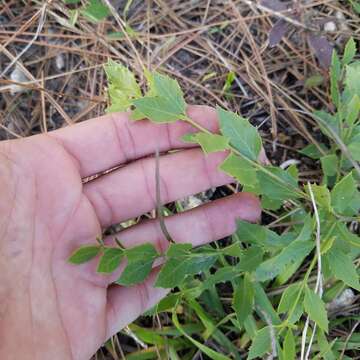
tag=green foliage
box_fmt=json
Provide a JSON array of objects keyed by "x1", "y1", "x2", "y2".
[
  {"x1": 304, "y1": 286, "x2": 329, "y2": 332},
  {"x1": 105, "y1": 60, "x2": 141, "y2": 113},
  {"x1": 233, "y1": 273, "x2": 254, "y2": 325},
  {"x1": 247, "y1": 326, "x2": 271, "y2": 359},
  {"x1": 255, "y1": 240, "x2": 314, "y2": 282},
  {"x1": 217, "y1": 107, "x2": 262, "y2": 161},
  {"x1": 326, "y1": 248, "x2": 360, "y2": 290},
  {"x1": 97, "y1": 247, "x2": 123, "y2": 273},
  {"x1": 68, "y1": 245, "x2": 100, "y2": 264},
  {"x1": 155, "y1": 244, "x2": 217, "y2": 288},
  {"x1": 116, "y1": 243, "x2": 158, "y2": 286},
  {"x1": 183, "y1": 132, "x2": 229, "y2": 154},
  {"x1": 283, "y1": 329, "x2": 296, "y2": 360},
  {"x1": 80, "y1": 0, "x2": 110, "y2": 23},
  {"x1": 68, "y1": 49, "x2": 360, "y2": 358}
]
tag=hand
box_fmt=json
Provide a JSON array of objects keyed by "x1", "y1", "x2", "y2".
[{"x1": 0, "y1": 105, "x2": 261, "y2": 360}]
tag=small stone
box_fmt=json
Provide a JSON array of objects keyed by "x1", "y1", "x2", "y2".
[
  {"x1": 323, "y1": 21, "x2": 336, "y2": 32},
  {"x1": 55, "y1": 54, "x2": 65, "y2": 70},
  {"x1": 9, "y1": 65, "x2": 28, "y2": 95},
  {"x1": 327, "y1": 288, "x2": 355, "y2": 311}
]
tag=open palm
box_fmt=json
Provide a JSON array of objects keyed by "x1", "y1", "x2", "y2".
[{"x1": 0, "y1": 105, "x2": 260, "y2": 360}]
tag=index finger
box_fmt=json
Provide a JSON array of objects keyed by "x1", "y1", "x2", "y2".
[{"x1": 49, "y1": 105, "x2": 219, "y2": 178}]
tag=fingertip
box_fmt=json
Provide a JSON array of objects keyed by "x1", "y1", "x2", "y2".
[
  {"x1": 186, "y1": 105, "x2": 219, "y2": 133},
  {"x1": 233, "y1": 192, "x2": 262, "y2": 223}
]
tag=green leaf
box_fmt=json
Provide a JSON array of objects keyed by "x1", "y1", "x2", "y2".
[
  {"x1": 234, "y1": 220, "x2": 267, "y2": 245},
  {"x1": 257, "y1": 166, "x2": 300, "y2": 201},
  {"x1": 283, "y1": 329, "x2": 296, "y2": 360},
  {"x1": 304, "y1": 286, "x2": 329, "y2": 332},
  {"x1": 343, "y1": 37, "x2": 356, "y2": 65},
  {"x1": 352, "y1": 0, "x2": 360, "y2": 13},
  {"x1": 305, "y1": 74, "x2": 324, "y2": 88},
  {"x1": 187, "y1": 132, "x2": 229, "y2": 154},
  {"x1": 317, "y1": 329, "x2": 337, "y2": 360},
  {"x1": 348, "y1": 139, "x2": 360, "y2": 161},
  {"x1": 320, "y1": 154, "x2": 338, "y2": 178},
  {"x1": 68, "y1": 245, "x2": 100, "y2": 264},
  {"x1": 105, "y1": 60, "x2": 141, "y2": 96},
  {"x1": 331, "y1": 173, "x2": 357, "y2": 213},
  {"x1": 254, "y1": 283, "x2": 281, "y2": 325},
  {"x1": 255, "y1": 240, "x2": 314, "y2": 282},
  {"x1": 330, "y1": 51, "x2": 341, "y2": 107},
  {"x1": 261, "y1": 195, "x2": 283, "y2": 210},
  {"x1": 335, "y1": 222, "x2": 360, "y2": 248},
  {"x1": 217, "y1": 107, "x2": 262, "y2": 161},
  {"x1": 299, "y1": 144, "x2": 327, "y2": 159},
  {"x1": 97, "y1": 247, "x2": 124, "y2": 273},
  {"x1": 278, "y1": 283, "x2": 302, "y2": 313},
  {"x1": 153, "y1": 73, "x2": 186, "y2": 114},
  {"x1": 64, "y1": 0, "x2": 81, "y2": 4},
  {"x1": 155, "y1": 244, "x2": 217, "y2": 288},
  {"x1": 345, "y1": 62, "x2": 360, "y2": 97},
  {"x1": 81, "y1": 0, "x2": 110, "y2": 23},
  {"x1": 219, "y1": 153, "x2": 258, "y2": 186},
  {"x1": 248, "y1": 326, "x2": 271, "y2": 360},
  {"x1": 235, "y1": 220, "x2": 294, "y2": 250},
  {"x1": 309, "y1": 184, "x2": 331, "y2": 211},
  {"x1": 326, "y1": 248, "x2": 360, "y2": 290},
  {"x1": 172, "y1": 311, "x2": 229, "y2": 360},
  {"x1": 238, "y1": 246, "x2": 264, "y2": 272},
  {"x1": 104, "y1": 60, "x2": 141, "y2": 112},
  {"x1": 133, "y1": 96, "x2": 183, "y2": 123},
  {"x1": 233, "y1": 273, "x2": 254, "y2": 325},
  {"x1": 116, "y1": 244, "x2": 158, "y2": 286},
  {"x1": 222, "y1": 71, "x2": 235, "y2": 93}
]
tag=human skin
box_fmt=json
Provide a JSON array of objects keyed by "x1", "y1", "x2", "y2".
[{"x1": 0, "y1": 105, "x2": 261, "y2": 360}]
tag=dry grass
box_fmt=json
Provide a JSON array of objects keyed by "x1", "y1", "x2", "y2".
[{"x1": 1, "y1": 1, "x2": 359, "y2": 359}]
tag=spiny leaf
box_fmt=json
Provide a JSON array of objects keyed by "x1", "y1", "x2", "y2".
[
  {"x1": 326, "y1": 248, "x2": 360, "y2": 291},
  {"x1": 217, "y1": 107, "x2": 262, "y2": 161},
  {"x1": 104, "y1": 60, "x2": 141, "y2": 112},
  {"x1": 153, "y1": 73, "x2": 186, "y2": 114},
  {"x1": 97, "y1": 247, "x2": 124, "y2": 273},
  {"x1": 116, "y1": 243, "x2": 158, "y2": 286},
  {"x1": 219, "y1": 152, "x2": 258, "y2": 186},
  {"x1": 132, "y1": 96, "x2": 183, "y2": 123},
  {"x1": 304, "y1": 286, "x2": 329, "y2": 332},
  {"x1": 68, "y1": 245, "x2": 100, "y2": 264}
]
